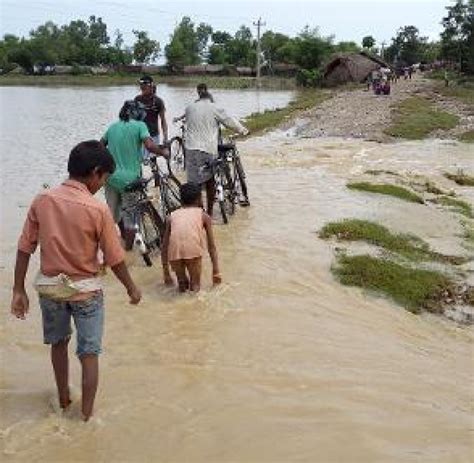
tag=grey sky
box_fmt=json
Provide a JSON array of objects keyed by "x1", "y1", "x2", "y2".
[{"x1": 1, "y1": 0, "x2": 449, "y2": 53}]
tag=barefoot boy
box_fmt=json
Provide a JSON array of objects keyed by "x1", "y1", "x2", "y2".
[{"x1": 10, "y1": 140, "x2": 141, "y2": 421}]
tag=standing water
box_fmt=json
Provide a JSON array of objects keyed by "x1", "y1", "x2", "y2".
[{"x1": 0, "y1": 87, "x2": 473, "y2": 462}]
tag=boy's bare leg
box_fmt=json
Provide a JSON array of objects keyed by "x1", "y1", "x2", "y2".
[
  {"x1": 171, "y1": 260, "x2": 189, "y2": 292},
  {"x1": 185, "y1": 257, "x2": 202, "y2": 292},
  {"x1": 51, "y1": 338, "x2": 71, "y2": 409},
  {"x1": 80, "y1": 354, "x2": 99, "y2": 421}
]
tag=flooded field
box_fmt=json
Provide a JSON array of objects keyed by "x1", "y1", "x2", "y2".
[{"x1": 0, "y1": 88, "x2": 473, "y2": 462}]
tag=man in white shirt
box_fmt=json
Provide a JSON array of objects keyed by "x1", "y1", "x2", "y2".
[{"x1": 184, "y1": 84, "x2": 249, "y2": 216}]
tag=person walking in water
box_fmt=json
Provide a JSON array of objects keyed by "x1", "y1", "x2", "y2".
[
  {"x1": 11, "y1": 141, "x2": 142, "y2": 421},
  {"x1": 135, "y1": 75, "x2": 168, "y2": 148},
  {"x1": 161, "y1": 183, "x2": 221, "y2": 292},
  {"x1": 183, "y1": 83, "x2": 249, "y2": 216},
  {"x1": 101, "y1": 100, "x2": 168, "y2": 249}
]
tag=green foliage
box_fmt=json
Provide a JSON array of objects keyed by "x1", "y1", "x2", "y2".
[
  {"x1": 385, "y1": 97, "x2": 459, "y2": 139},
  {"x1": 444, "y1": 171, "x2": 474, "y2": 186},
  {"x1": 243, "y1": 89, "x2": 329, "y2": 134},
  {"x1": 441, "y1": 0, "x2": 474, "y2": 74},
  {"x1": 459, "y1": 130, "x2": 474, "y2": 142},
  {"x1": 385, "y1": 25, "x2": 430, "y2": 65},
  {"x1": 165, "y1": 17, "x2": 212, "y2": 67},
  {"x1": 319, "y1": 219, "x2": 466, "y2": 265},
  {"x1": 335, "y1": 41, "x2": 360, "y2": 53},
  {"x1": 0, "y1": 17, "x2": 133, "y2": 71},
  {"x1": 362, "y1": 35, "x2": 376, "y2": 49},
  {"x1": 333, "y1": 255, "x2": 452, "y2": 313},
  {"x1": 347, "y1": 182, "x2": 424, "y2": 203},
  {"x1": 296, "y1": 68, "x2": 322, "y2": 87},
  {"x1": 132, "y1": 30, "x2": 159, "y2": 64},
  {"x1": 437, "y1": 196, "x2": 473, "y2": 218}
]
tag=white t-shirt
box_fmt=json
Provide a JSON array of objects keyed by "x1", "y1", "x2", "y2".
[{"x1": 184, "y1": 99, "x2": 247, "y2": 155}]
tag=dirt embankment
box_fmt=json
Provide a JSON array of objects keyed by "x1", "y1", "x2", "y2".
[{"x1": 293, "y1": 75, "x2": 473, "y2": 142}]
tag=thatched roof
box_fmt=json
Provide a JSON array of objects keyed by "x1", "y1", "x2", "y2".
[{"x1": 323, "y1": 52, "x2": 391, "y2": 85}]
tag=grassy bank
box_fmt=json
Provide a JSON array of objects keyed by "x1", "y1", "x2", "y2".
[
  {"x1": 0, "y1": 73, "x2": 296, "y2": 89},
  {"x1": 243, "y1": 89, "x2": 330, "y2": 135},
  {"x1": 320, "y1": 219, "x2": 465, "y2": 264},
  {"x1": 347, "y1": 182, "x2": 424, "y2": 203},
  {"x1": 437, "y1": 196, "x2": 474, "y2": 218},
  {"x1": 333, "y1": 255, "x2": 453, "y2": 313},
  {"x1": 444, "y1": 172, "x2": 474, "y2": 186},
  {"x1": 385, "y1": 96, "x2": 459, "y2": 139}
]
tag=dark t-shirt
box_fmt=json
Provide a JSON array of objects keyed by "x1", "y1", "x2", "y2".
[{"x1": 134, "y1": 94, "x2": 165, "y2": 137}]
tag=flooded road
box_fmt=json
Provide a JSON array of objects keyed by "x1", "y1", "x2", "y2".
[{"x1": 1, "y1": 89, "x2": 473, "y2": 462}]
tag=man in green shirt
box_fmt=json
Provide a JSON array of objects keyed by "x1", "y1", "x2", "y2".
[{"x1": 101, "y1": 100, "x2": 168, "y2": 249}]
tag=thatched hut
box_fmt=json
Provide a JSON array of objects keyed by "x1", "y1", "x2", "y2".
[{"x1": 323, "y1": 52, "x2": 390, "y2": 86}]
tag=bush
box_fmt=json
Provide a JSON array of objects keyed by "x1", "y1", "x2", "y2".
[{"x1": 296, "y1": 68, "x2": 322, "y2": 87}]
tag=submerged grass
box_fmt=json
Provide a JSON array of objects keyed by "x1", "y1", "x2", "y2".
[
  {"x1": 243, "y1": 89, "x2": 330, "y2": 135},
  {"x1": 320, "y1": 219, "x2": 449, "y2": 262},
  {"x1": 384, "y1": 96, "x2": 459, "y2": 139},
  {"x1": 444, "y1": 171, "x2": 474, "y2": 186},
  {"x1": 333, "y1": 255, "x2": 452, "y2": 313},
  {"x1": 347, "y1": 182, "x2": 424, "y2": 203},
  {"x1": 437, "y1": 196, "x2": 474, "y2": 218},
  {"x1": 458, "y1": 130, "x2": 474, "y2": 143}
]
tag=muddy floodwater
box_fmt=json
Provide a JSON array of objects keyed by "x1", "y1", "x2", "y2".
[{"x1": 1, "y1": 87, "x2": 473, "y2": 462}]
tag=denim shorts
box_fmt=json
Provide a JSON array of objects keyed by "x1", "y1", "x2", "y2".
[{"x1": 39, "y1": 292, "x2": 104, "y2": 357}]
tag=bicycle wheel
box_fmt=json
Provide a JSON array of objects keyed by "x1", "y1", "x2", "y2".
[
  {"x1": 216, "y1": 164, "x2": 235, "y2": 224},
  {"x1": 169, "y1": 137, "x2": 185, "y2": 174},
  {"x1": 161, "y1": 176, "x2": 182, "y2": 216},
  {"x1": 233, "y1": 156, "x2": 250, "y2": 205},
  {"x1": 138, "y1": 202, "x2": 165, "y2": 266}
]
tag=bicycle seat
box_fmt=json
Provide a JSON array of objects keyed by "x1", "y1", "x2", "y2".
[
  {"x1": 125, "y1": 178, "x2": 146, "y2": 192},
  {"x1": 218, "y1": 143, "x2": 235, "y2": 152}
]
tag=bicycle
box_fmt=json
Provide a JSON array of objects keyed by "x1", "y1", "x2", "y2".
[
  {"x1": 218, "y1": 138, "x2": 250, "y2": 208},
  {"x1": 123, "y1": 155, "x2": 181, "y2": 266},
  {"x1": 169, "y1": 121, "x2": 186, "y2": 175},
  {"x1": 148, "y1": 154, "x2": 182, "y2": 216},
  {"x1": 123, "y1": 175, "x2": 165, "y2": 267}
]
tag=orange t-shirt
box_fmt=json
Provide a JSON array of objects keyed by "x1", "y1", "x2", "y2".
[{"x1": 18, "y1": 180, "x2": 125, "y2": 280}]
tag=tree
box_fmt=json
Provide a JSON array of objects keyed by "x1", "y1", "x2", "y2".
[
  {"x1": 335, "y1": 41, "x2": 360, "y2": 53},
  {"x1": 385, "y1": 25, "x2": 428, "y2": 65},
  {"x1": 291, "y1": 27, "x2": 334, "y2": 70},
  {"x1": 132, "y1": 30, "x2": 159, "y2": 64},
  {"x1": 362, "y1": 35, "x2": 375, "y2": 49},
  {"x1": 441, "y1": 0, "x2": 474, "y2": 73},
  {"x1": 261, "y1": 31, "x2": 291, "y2": 67},
  {"x1": 165, "y1": 17, "x2": 211, "y2": 67}
]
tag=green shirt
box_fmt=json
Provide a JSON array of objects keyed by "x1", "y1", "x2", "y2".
[{"x1": 103, "y1": 120, "x2": 150, "y2": 192}]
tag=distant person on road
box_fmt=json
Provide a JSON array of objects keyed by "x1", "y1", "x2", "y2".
[
  {"x1": 161, "y1": 182, "x2": 221, "y2": 292},
  {"x1": 10, "y1": 141, "x2": 142, "y2": 422},
  {"x1": 135, "y1": 75, "x2": 168, "y2": 155},
  {"x1": 444, "y1": 69, "x2": 449, "y2": 87},
  {"x1": 101, "y1": 100, "x2": 169, "y2": 249},
  {"x1": 183, "y1": 83, "x2": 249, "y2": 216}
]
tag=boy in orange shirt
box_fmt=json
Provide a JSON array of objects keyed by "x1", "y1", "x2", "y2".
[{"x1": 11, "y1": 140, "x2": 141, "y2": 421}]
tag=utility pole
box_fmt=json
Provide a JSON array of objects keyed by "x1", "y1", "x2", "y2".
[
  {"x1": 253, "y1": 17, "x2": 266, "y2": 87},
  {"x1": 381, "y1": 41, "x2": 386, "y2": 59}
]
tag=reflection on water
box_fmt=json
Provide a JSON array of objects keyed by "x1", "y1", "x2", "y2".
[{"x1": 0, "y1": 91, "x2": 473, "y2": 462}]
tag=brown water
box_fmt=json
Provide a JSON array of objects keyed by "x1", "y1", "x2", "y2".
[{"x1": 1, "y1": 90, "x2": 473, "y2": 462}]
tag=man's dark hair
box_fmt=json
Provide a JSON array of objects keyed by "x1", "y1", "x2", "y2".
[
  {"x1": 197, "y1": 83, "x2": 213, "y2": 101},
  {"x1": 139, "y1": 74, "x2": 153, "y2": 85},
  {"x1": 68, "y1": 140, "x2": 115, "y2": 178},
  {"x1": 180, "y1": 182, "x2": 202, "y2": 206}
]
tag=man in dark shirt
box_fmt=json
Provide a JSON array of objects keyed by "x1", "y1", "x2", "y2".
[{"x1": 134, "y1": 75, "x2": 168, "y2": 145}]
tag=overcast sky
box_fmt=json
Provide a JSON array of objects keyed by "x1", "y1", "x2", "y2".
[{"x1": 0, "y1": 0, "x2": 450, "y2": 51}]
